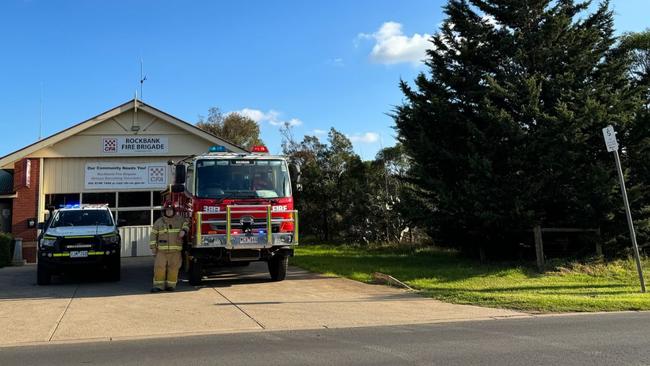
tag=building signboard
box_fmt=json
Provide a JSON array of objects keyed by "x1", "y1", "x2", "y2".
[
  {"x1": 101, "y1": 136, "x2": 169, "y2": 154},
  {"x1": 85, "y1": 162, "x2": 168, "y2": 189}
]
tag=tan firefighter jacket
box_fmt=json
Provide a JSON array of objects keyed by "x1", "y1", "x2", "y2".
[{"x1": 149, "y1": 215, "x2": 190, "y2": 252}]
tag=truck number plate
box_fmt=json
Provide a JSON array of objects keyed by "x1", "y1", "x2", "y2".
[
  {"x1": 70, "y1": 251, "x2": 88, "y2": 258},
  {"x1": 239, "y1": 236, "x2": 258, "y2": 244}
]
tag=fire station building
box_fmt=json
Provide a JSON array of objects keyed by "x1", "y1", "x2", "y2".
[{"x1": 0, "y1": 99, "x2": 246, "y2": 262}]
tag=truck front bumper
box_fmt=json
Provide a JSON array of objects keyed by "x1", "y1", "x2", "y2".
[{"x1": 196, "y1": 232, "x2": 296, "y2": 249}]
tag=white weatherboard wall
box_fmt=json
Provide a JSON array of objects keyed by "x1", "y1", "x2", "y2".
[{"x1": 119, "y1": 226, "x2": 153, "y2": 257}]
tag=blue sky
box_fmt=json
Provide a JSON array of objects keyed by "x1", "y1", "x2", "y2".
[{"x1": 0, "y1": 0, "x2": 648, "y2": 160}]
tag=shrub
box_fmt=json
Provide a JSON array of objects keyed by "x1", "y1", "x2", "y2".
[{"x1": 0, "y1": 232, "x2": 12, "y2": 267}]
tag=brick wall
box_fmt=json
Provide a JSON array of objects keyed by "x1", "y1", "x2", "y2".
[{"x1": 11, "y1": 158, "x2": 40, "y2": 263}]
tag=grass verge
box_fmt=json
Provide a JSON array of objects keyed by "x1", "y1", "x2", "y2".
[{"x1": 292, "y1": 245, "x2": 650, "y2": 312}]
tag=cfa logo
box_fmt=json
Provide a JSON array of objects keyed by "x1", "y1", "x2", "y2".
[
  {"x1": 103, "y1": 138, "x2": 118, "y2": 153},
  {"x1": 148, "y1": 166, "x2": 166, "y2": 184}
]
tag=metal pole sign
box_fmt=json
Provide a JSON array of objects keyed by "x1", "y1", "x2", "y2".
[{"x1": 602, "y1": 125, "x2": 646, "y2": 293}]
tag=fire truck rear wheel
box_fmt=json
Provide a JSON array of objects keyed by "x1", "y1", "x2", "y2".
[
  {"x1": 189, "y1": 260, "x2": 203, "y2": 286},
  {"x1": 268, "y1": 254, "x2": 288, "y2": 281}
]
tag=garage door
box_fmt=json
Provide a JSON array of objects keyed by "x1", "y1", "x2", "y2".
[{"x1": 119, "y1": 226, "x2": 153, "y2": 257}]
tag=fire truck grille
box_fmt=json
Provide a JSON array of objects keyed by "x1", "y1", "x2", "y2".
[{"x1": 210, "y1": 219, "x2": 281, "y2": 233}]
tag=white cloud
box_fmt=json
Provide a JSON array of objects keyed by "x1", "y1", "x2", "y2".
[
  {"x1": 328, "y1": 58, "x2": 344, "y2": 67},
  {"x1": 357, "y1": 21, "x2": 431, "y2": 65},
  {"x1": 284, "y1": 118, "x2": 303, "y2": 127},
  {"x1": 347, "y1": 132, "x2": 380, "y2": 144},
  {"x1": 312, "y1": 129, "x2": 327, "y2": 136},
  {"x1": 231, "y1": 108, "x2": 302, "y2": 127}
]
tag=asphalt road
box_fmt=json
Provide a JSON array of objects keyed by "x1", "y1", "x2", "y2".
[{"x1": 2, "y1": 312, "x2": 649, "y2": 366}]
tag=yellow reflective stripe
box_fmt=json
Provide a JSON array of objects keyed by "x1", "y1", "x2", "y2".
[
  {"x1": 158, "y1": 246, "x2": 182, "y2": 251},
  {"x1": 64, "y1": 235, "x2": 95, "y2": 238},
  {"x1": 43, "y1": 236, "x2": 57, "y2": 240},
  {"x1": 155, "y1": 228, "x2": 182, "y2": 233},
  {"x1": 88, "y1": 251, "x2": 105, "y2": 256},
  {"x1": 149, "y1": 241, "x2": 157, "y2": 245},
  {"x1": 53, "y1": 253, "x2": 70, "y2": 257}
]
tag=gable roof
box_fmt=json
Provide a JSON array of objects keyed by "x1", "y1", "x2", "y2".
[{"x1": 0, "y1": 99, "x2": 248, "y2": 168}]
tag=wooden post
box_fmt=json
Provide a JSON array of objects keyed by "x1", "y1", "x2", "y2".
[{"x1": 534, "y1": 225, "x2": 544, "y2": 272}]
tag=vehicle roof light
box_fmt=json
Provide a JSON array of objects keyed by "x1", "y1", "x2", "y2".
[
  {"x1": 209, "y1": 145, "x2": 227, "y2": 153},
  {"x1": 251, "y1": 145, "x2": 269, "y2": 153}
]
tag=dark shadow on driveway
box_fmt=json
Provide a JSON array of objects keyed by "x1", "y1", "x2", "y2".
[{"x1": 0, "y1": 257, "x2": 329, "y2": 301}]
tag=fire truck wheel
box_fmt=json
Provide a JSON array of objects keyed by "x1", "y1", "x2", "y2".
[
  {"x1": 189, "y1": 260, "x2": 203, "y2": 286},
  {"x1": 268, "y1": 254, "x2": 288, "y2": 281},
  {"x1": 37, "y1": 264, "x2": 51, "y2": 285}
]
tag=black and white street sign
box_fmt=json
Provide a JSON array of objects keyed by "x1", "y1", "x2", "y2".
[
  {"x1": 602, "y1": 125, "x2": 619, "y2": 152},
  {"x1": 603, "y1": 125, "x2": 646, "y2": 292}
]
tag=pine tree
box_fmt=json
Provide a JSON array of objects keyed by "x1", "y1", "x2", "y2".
[{"x1": 395, "y1": 0, "x2": 639, "y2": 254}]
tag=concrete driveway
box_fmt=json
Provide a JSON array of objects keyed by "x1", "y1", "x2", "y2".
[{"x1": 0, "y1": 257, "x2": 526, "y2": 347}]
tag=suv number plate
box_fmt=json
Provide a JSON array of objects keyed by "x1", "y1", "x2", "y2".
[
  {"x1": 239, "y1": 236, "x2": 258, "y2": 244},
  {"x1": 70, "y1": 251, "x2": 88, "y2": 258}
]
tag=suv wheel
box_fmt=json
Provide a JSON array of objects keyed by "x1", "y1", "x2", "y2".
[
  {"x1": 107, "y1": 258, "x2": 121, "y2": 282},
  {"x1": 37, "y1": 264, "x2": 51, "y2": 285}
]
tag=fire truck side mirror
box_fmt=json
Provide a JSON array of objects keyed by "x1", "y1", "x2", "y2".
[
  {"x1": 171, "y1": 165, "x2": 186, "y2": 193},
  {"x1": 289, "y1": 163, "x2": 302, "y2": 192},
  {"x1": 174, "y1": 165, "x2": 187, "y2": 185}
]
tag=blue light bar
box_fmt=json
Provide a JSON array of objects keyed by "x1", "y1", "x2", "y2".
[{"x1": 209, "y1": 145, "x2": 227, "y2": 153}]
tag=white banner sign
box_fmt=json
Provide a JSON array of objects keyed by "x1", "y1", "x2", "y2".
[
  {"x1": 85, "y1": 163, "x2": 168, "y2": 189},
  {"x1": 101, "y1": 136, "x2": 168, "y2": 154}
]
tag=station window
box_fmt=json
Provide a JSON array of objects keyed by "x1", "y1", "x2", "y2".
[
  {"x1": 82, "y1": 192, "x2": 116, "y2": 207},
  {"x1": 118, "y1": 191, "x2": 151, "y2": 207},
  {"x1": 153, "y1": 209, "x2": 162, "y2": 223},
  {"x1": 117, "y1": 210, "x2": 151, "y2": 226},
  {"x1": 153, "y1": 191, "x2": 162, "y2": 207},
  {"x1": 49, "y1": 190, "x2": 167, "y2": 227},
  {"x1": 45, "y1": 193, "x2": 80, "y2": 209}
]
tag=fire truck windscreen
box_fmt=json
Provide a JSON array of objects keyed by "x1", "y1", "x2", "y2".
[{"x1": 195, "y1": 159, "x2": 291, "y2": 199}]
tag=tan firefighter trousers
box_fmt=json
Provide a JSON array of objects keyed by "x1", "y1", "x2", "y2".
[{"x1": 153, "y1": 251, "x2": 182, "y2": 290}]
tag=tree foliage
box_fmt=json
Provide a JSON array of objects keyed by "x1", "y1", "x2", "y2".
[
  {"x1": 197, "y1": 107, "x2": 264, "y2": 149},
  {"x1": 281, "y1": 124, "x2": 412, "y2": 243},
  {"x1": 395, "y1": 0, "x2": 642, "y2": 254}
]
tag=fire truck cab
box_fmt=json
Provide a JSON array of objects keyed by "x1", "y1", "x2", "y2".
[{"x1": 166, "y1": 145, "x2": 298, "y2": 285}]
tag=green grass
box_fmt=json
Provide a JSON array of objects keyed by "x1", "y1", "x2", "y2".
[{"x1": 292, "y1": 245, "x2": 650, "y2": 312}]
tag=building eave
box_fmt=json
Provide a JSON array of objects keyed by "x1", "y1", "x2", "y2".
[{"x1": 0, "y1": 99, "x2": 248, "y2": 169}]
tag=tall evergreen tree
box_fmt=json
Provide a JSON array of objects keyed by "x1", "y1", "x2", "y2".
[{"x1": 395, "y1": 0, "x2": 639, "y2": 253}]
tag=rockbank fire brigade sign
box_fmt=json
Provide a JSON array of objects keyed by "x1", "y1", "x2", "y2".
[
  {"x1": 85, "y1": 163, "x2": 168, "y2": 189},
  {"x1": 101, "y1": 136, "x2": 168, "y2": 154}
]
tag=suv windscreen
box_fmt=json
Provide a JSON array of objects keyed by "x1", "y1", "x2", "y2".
[{"x1": 50, "y1": 210, "x2": 114, "y2": 228}]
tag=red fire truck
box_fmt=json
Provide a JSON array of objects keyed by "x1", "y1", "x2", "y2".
[{"x1": 165, "y1": 145, "x2": 299, "y2": 285}]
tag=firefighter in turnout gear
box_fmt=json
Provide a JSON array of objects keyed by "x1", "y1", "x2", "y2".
[{"x1": 150, "y1": 203, "x2": 189, "y2": 292}]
